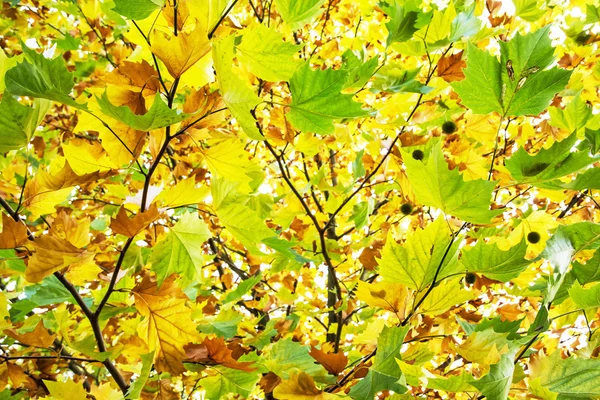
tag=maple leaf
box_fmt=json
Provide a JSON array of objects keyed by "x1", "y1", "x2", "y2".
[
  {"x1": 0, "y1": 213, "x2": 28, "y2": 249},
  {"x1": 151, "y1": 25, "x2": 211, "y2": 79},
  {"x1": 437, "y1": 50, "x2": 466, "y2": 82},
  {"x1": 132, "y1": 274, "x2": 199, "y2": 374},
  {"x1": 110, "y1": 204, "x2": 160, "y2": 238},
  {"x1": 4, "y1": 320, "x2": 56, "y2": 347},
  {"x1": 25, "y1": 236, "x2": 92, "y2": 283},
  {"x1": 184, "y1": 337, "x2": 256, "y2": 371},
  {"x1": 308, "y1": 346, "x2": 348, "y2": 375}
]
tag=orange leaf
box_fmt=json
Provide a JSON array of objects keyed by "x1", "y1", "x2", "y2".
[
  {"x1": 6, "y1": 363, "x2": 36, "y2": 390},
  {"x1": 437, "y1": 51, "x2": 466, "y2": 82},
  {"x1": 4, "y1": 320, "x2": 56, "y2": 347},
  {"x1": 110, "y1": 204, "x2": 160, "y2": 238},
  {"x1": 151, "y1": 25, "x2": 211, "y2": 78},
  {"x1": 309, "y1": 346, "x2": 348, "y2": 375},
  {"x1": 184, "y1": 337, "x2": 256, "y2": 372},
  {"x1": 0, "y1": 213, "x2": 28, "y2": 249}
]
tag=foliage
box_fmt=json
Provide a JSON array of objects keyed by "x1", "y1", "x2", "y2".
[{"x1": 0, "y1": 0, "x2": 599, "y2": 399}]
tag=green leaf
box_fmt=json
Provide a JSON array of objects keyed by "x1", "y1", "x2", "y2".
[
  {"x1": 287, "y1": 62, "x2": 368, "y2": 135},
  {"x1": 514, "y1": 0, "x2": 547, "y2": 22},
  {"x1": 201, "y1": 367, "x2": 260, "y2": 399},
  {"x1": 0, "y1": 94, "x2": 33, "y2": 153},
  {"x1": 150, "y1": 213, "x2": 211, "y2": 287},
  {"x1": 197, "y1": 308, "x2": 243, "y2": 338},
  {"x1": 586, "y1": 4, "x2": 600, "y2": 24},
  {"x1": 506, "y1": 131, "x2": 599, "y2": 185},
  {"x1": 451, "y1": 43, "x2": 503, "y2": 115},
  {"x1": 452, "y1": 28, "x2": 572, "y2": 116},
  {"x1": 498, "y1": 26, "x2": 572, "y2": 116},
  {"x1": 97, "y1": 92, "x2": 188, "y2": 131},
  {"x1": 569, "y1": 281, "x2": 600, "y2": 309},
  {"x1": 381, "y1": 0, "x2": 421, "y2": 44},
  {"x1": 349, "y1": 325, "x2": 409, "y2": 400},
  {"x1": 549, "y1": 222, "x2": 600, "y2": 253},
  {"x1": 372, "y1": 65, "x2": 433, "y2": 94},
  {"x1": 223, "y1": 273, "x2": 262, "y2": 304},
  {"x1": 341, "y1": 50, "x2": 379, "y2": 90},
  {"x1": 402, "y1": 142, "x2": 502, "y2": 224},
  {"x1": 531, "y1": 352, "x2": 600, "y2": 398},
  {"x1": 472, "y1": 353, "x2": 516, "y2": 400},
  {"x1": 236, "y1": 24, "x2": 301, "y2": 82},
  {"x1": 461, "y1": 239, "x2": 532, "y2": 282},
  {"x1": 125, "y1": 352, "x2": 154, "y2": 399},
  {"x1": 572, "y1": 250, "x2": 600, "y2": 285},
  {"x1": 585, "y1": 128, "x2": 600, "y2": 154},
  {"x1": 543, "y1": 168, "x2": 600, "y2": 191},
  {"x1": 5, "y1": 45, "x2": 85, "y2": 109},
  {"x1": 264, "y1": 338, "x2": 327, "y2": 379},
  {"x1": 549, "y1": 94, "x2": 592, "y2": 132},
  {"x1": 427, "y1": 373, "x2": 476, "y2": 392},
  {"x1": 112, "y1": 0, "x2": 165, "y2": 20},
  {"x1": 275, "y1": 0, "x2": 326, "y2": 30},
  {"x1": 213, "y1": 35, "x2": 263, "y2": 140},
  {"x1": 0, "y1": 50, "x2": 21, "y2": 93},
  {"x1": 379, "y1": 217, "x2": 462, "y2": 291},
  {"x1": 449, "y1": 5, "x2": 481, "y2": 41}
]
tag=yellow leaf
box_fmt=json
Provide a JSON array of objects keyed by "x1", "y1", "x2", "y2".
[
  {"x1": 455, "y1": 330, "x2": 510, "y2": 366},
  {"x1": 355, "y1": 281, "x2": 412, "y2": 319},
  {"x1": 273, "y1": 371, "x2": 341, "y2": 400},
  {"x1": 23, "y1": 180, "x2": 72, "y2": 218},
  {"x1": 419, "y1": 278, "x2": 476, "y2": 316},
  {"x1": 90, "y1": 383, "x2": 122, "y2": 400},
  {"x1": 52, "y1": 211, "x2": 91, "y2": 248},
  {"x1": 133, "y1": 274, "x2": 199, "y2": 374},
  {"x1": 0, "y1": 292, "x2": 11, "y2": 330},
  {"x1": 44, "y1": 379, "x2": 88, "y2": 400},
  {"x1": 151, "y1": 25, "x2": 211, "y2": 78},
  {"x1": 153, "y1": 176, "x2": 209, "y2": 208},
  {"x1": 25, "y1": 236, "x2": 90, "y2": 283},
  {"x1": 62, "y1": 140, "x2": 118, "y2": 175},
  {"x1": 203, "y1": 139, "x2": 264, "y2": 193}
]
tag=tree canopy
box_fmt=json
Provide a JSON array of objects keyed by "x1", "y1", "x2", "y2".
[{"x1": 0, "y1": 0, "x2": 599, "y2": 399}]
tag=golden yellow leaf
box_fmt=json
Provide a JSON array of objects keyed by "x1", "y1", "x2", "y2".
[
  {"x1": 151, "y1": 25, "x2": 211, "y2": 78},
  {"x1": 62, "y1": 140, "x2": 118, "y2": 175},
  {"x1": 23, "y1": 180, "x2": 73, "y2": 218},
  {"x1": 37, "y1": 160, "x2": 107, "y2": 191},
  {"x1": 25, "y1": 236, "x2": 91, "y2": 283},
  {"x1": 52, "y1": 211, "x2": 90, "y2": 248},
  {"x1": 153, "y1": 177, "x2": 209, "y2": 209},
  {"x1": 133, "y1": 274, "x2": 199, "y2": 374},
  {"x1": 4, "y1": 320, "x2": 56, "y2": 347},
  {"x1": 355, "y1": 281, "x2": 412, "y2": 319},
  {"x1": 273, "y1": 371, "x2": 340, "y2": 400},
  {"x1": 44, "y1": 379, "x2": 88, "y2": 400}
]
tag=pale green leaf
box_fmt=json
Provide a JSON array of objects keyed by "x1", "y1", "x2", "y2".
[
  {"x1": 125, "y1": 352, "x2": 154, "y2": 399},
  {"x1": 419, "y1": 277, "x2": 475, "y2": 316},
  {"x1": 216, "y1": 203, "x2": 275, "y2": 255},
  {"x1": 223, "y1": 273, "x2": 262, "y2": 304},
  {"x1": 275, "y1": 0, "x2": 326, "y2": 30},
  {"x1": 237, "y1": 24, "x2": 301, "y2": 81},
  {"x1": 264, "y1": 338, "x2": 327, "y2": 379},
  {"x1": 531, "y1": 352, "x2": 600, "y2": 398},
  {"x1": 112, "y1": 0, "x2": 164, "y2": 20},
  {"x1": 568, "y1": 281, "x2": 600, "y2": 309},
  {"x1": 379, "y1": 217, "x2": 462, "y2": 291},
  {"x1": 349, "y1": 326, "x2": 409, "y2": 400},
  {"x1": 213, "y1": 35, "x2": 263, "y2": 140},
  {"x1": 402, "y1": 142, "x2": 502, "y2": 224},
  {"x1": 150, "y1": 213, "x2": 211, "y2": 286},
  {"x1": 0, "y1": 50, "x2": 21, "y2": 93},
  {"x1": 549, "y1": 94, "x2": 592, "y2": 132},
  {"x1": 201, "y1": 367, "x2": 260, "y2": 399},
  {"x1": 472, "y1": 353, "x2": 516, "y2": 400}
]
